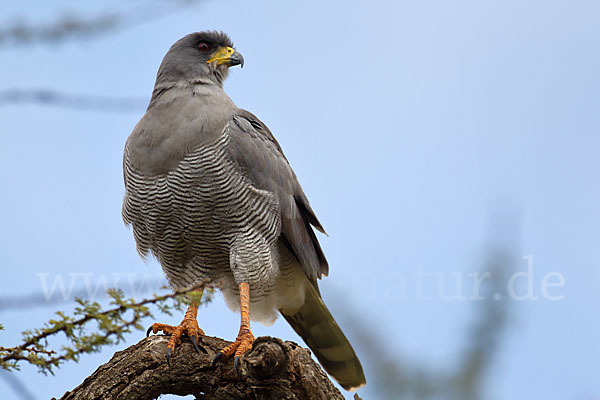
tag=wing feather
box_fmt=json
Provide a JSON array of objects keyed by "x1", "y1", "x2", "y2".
[{"x1": 224, "y1": 109, "x2": 328, "y2": 281}]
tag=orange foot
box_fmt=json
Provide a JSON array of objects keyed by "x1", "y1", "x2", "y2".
[
  {"x1": 212, "y1": 327, "x2": 255, "y2": 373},
  {"x1": 146, "y1": 302, "x2": 207, "y2": 366}
]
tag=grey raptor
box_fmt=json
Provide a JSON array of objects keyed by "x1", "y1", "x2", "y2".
[{"x1": 122, "y1": 30, "x2": 366, "y2": 391}]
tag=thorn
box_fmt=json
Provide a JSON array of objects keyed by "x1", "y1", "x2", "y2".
[
  {"x1": 166, "y1": 348, "x2": 172, "y2": 368},
  {"x1": 146, "y1": 326, "x2": 153, "y2": 337},
  {"x1": 234, "y1": 356, "x2": 241, "y2": 377},
  {"x1": 212, "y1": 352, "x2": 223, "y2": 370}
]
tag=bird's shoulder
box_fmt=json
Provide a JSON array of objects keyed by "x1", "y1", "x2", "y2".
[{"x1": 224, "y1": 109, "x2": 291, "y2": 182}]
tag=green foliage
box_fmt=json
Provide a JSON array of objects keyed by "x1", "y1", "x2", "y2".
[{"x1": 0, "y1": 282, "x2": 213, "y2": 373}]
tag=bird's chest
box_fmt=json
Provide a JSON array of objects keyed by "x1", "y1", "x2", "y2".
[{"x1": 123, "y1": 135, "x2": 280, "y2": 267}]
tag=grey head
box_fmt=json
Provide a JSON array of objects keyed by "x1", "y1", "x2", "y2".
[
  {"x1": 154, "y1": 30, "x2": 244, "y2": 90},
  {"x1": 128, "y1": 31, "x2": 244, "y2": 175}
]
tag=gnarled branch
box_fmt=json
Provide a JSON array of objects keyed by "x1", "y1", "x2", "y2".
[{"x1": 56, "y1": 335, "x2": 343, "y2": 400}]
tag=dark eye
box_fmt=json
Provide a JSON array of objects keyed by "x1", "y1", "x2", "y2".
[{"x1": 198, "y1": 42, "x2": 211, "y2": 52}]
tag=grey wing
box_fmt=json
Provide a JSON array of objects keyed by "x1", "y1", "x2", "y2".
[{"x1": 224, "y1": 109, "x2": 328, "y2": 282}]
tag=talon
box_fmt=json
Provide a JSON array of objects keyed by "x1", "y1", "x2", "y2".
[
  {"x1": 234, "y1": 356, "x2": 240, "y2": 376},
  {"x1": 197, "y1": 336, "x2": 208, "y2": 354},
  {"x1": 190, "y1": 335, "x2": 202, "y2": 354},
  {"x1": 212, "y1": 352, "x2": 223, "y2": 370},
  {"x1": 166, "y1": 347, "x2": 172, "y2": 368},
  {"x1": 147, "y1": 295, "x2": 205, "y2": 366}
]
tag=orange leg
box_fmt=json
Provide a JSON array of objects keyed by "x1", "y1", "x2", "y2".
[
  {"x1": 212, "y1": 282, "x2": 255, "y2": 374},
  {"x1": 147, "y1": 290, "x2": 207, "y2": 365}
]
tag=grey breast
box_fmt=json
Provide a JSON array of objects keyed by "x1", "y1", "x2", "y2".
[{"x1": 122, "y1": 88, "x2": 282, "y2": 296}]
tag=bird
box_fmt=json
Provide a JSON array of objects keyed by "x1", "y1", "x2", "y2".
[{"x1": 122, "y1": 30, "x2": 366, "y2": 391}]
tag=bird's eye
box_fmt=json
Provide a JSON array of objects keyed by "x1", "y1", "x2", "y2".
[{"x1": 198, "y1": 42, "x2": 211, "y2": 52}]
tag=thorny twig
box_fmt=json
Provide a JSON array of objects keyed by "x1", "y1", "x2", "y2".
[{"x1": 0, "y1": 279, "x2": 213, "y2": 373}]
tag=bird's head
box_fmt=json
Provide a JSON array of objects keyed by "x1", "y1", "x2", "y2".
[{"x1": 155, "y1": 31, "x2": 244, "y2": 88}]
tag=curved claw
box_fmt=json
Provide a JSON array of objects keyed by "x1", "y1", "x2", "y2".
[
  {"x1": 190, "y1": 335, "x2": 199, "y2": 354},
  {"x1": 212, "y1": 352, "x2": 223, "y2": 370},
  {"x1": 234, "y1": 356, "x2": 241, "y2": 377},
  {"x1": 146, "y1": 325, "x2": 153, "y2": 338},
  {"x1": 166, "y1": 347, "x2": 172, "y2": 368}
]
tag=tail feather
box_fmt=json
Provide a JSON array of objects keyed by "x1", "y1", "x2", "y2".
[{"x1": 281, "y1": 280, "x2": 366, "y2": 391}]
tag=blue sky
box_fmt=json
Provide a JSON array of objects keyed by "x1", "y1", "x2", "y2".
[{"x1": 0, "y1": 1, "x2": 598, "y2": 399}]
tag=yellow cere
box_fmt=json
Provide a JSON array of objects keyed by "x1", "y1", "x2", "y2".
[{"x1": 207, "y1": 46, "x2": 236, "y2": 65}]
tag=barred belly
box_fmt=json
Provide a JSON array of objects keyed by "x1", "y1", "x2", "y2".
[{"x1": 122, "y1": 132, "x2": 289, "y2": 322}]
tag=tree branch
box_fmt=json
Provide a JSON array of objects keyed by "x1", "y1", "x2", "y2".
[
  {"x1": 1, "y1": 282, "x2": 212, "y2": 372},
  {"x1": 55, "y1": 335, "x2": 344, "y2": 400}
]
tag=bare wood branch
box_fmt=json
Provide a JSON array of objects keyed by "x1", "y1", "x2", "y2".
[{"x1": 55, "y1": 335, "x2": 344, "y2": 400}]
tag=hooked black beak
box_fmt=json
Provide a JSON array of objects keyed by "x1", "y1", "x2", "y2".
[{"x1": 229, "y1": 51, "x2": 244, "y2": 68}]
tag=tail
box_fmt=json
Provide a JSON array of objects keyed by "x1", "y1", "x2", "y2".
[{"x1": 281, "y1": 279, "x2": 366, "y2": 391}]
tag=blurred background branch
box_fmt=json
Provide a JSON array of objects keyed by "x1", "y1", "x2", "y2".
[
  {"x1": 334, "y1": 214, "x2": 519, "y2": 400},
  {"x1": 0, "y1": 1, "x2": 204, "y2": 47},
  {"x1": 0, "y1": 2, "x2": 211, "y2": 111},
  {"x1": 0, "y1": 89, "x2": 146, "y2": 112},
  {"x1": 0, "y1": 369, "x2": 37, "y2": 400},
  {"x1": 0, "y1": 277, "x2": 166, "y2": 311}
]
